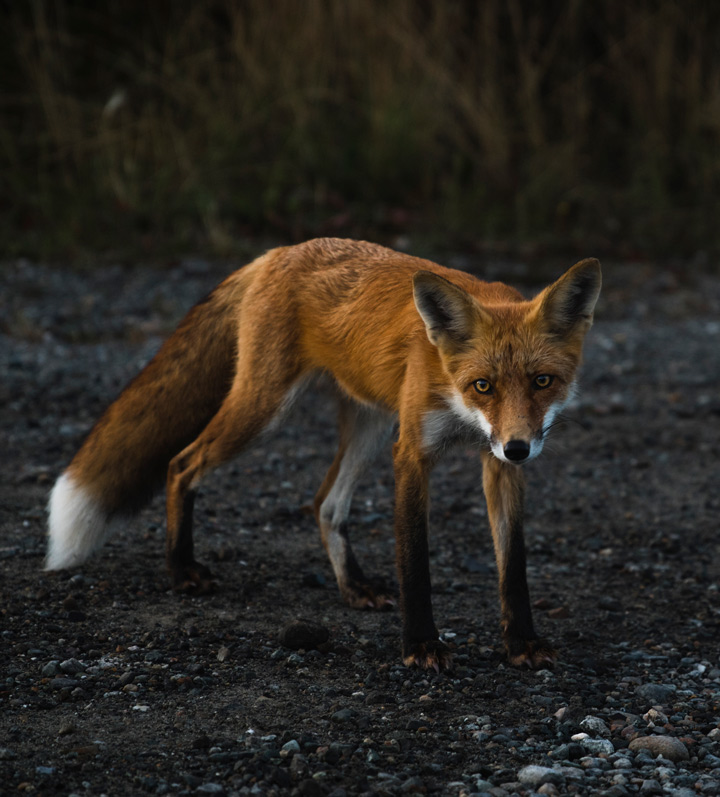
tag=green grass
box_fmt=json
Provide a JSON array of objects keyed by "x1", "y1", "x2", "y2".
[{"x1": 2, "y1": 1, "x2": 720, "y2": 262}]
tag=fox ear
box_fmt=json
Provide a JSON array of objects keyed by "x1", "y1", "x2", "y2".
[
  {"x1": 538, "y1": 258, "x2": 602, "y2": 336},
  {"x1": 413, "y1": 271, "x2": 484, "y2": 347}
]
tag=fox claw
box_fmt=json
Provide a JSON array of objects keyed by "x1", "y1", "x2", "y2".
[
  {"x1": 171, "y1": 562, "x2": 216, "y2": 595},
  {"x1": 403, "y1": 640, "x2": 452, "y2": 672},
  {"x1": 506, "y1": 638, "x2": 557, "y2": 669},
  {"x1": 340, "y1": 580, "x2": 395, "y2": 611}
]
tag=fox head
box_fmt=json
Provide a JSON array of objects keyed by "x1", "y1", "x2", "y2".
[{"x1": 413, "y1": 259, "x2": 601, "y2": 464}]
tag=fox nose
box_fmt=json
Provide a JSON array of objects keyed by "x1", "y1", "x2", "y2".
[{"x1": 503, "y1": 440, "x2": 531, "y2": 462}]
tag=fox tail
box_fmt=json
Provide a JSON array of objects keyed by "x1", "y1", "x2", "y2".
[{"x1": 45, "y1": 263, "x2": 257, "y2": 570}]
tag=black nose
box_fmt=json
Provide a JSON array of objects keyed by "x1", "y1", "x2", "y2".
[{"x1": 503, "y1": 440, "x2": 530, "y2": 462}]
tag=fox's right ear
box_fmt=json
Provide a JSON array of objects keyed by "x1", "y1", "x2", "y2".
[{"x1": 413, "y1": 271, "x2": 485, "y2": 348}]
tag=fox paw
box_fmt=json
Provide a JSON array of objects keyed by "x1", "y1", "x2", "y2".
[
  {"x1": 340, "y1": 579, "x2": 395, "y2": 611},
  {"x1": 506, "y1": 637, "x2": 557, "y2": 669},
  {"x1": 403, "y1": 640, "x2": 452, "y2": 672},
  {"x1": 171, "y1": 561, "x2": 216, "y2": 595}
]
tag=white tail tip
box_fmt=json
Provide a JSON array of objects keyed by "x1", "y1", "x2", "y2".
[{"x1": 45, "y1": 472, "x2": 120, "y2": 570}]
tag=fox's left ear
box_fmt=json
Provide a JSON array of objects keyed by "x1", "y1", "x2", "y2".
[{"x1": 538, "y1": 258, "x2": 602, "y2": 336}]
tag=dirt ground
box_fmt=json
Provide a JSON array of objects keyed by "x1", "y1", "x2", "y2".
[{"x1": 1, "y1": 251, "x2": 720, "y2": 796}]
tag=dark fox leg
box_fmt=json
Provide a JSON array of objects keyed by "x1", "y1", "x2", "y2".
[
  {"x1": 393, "y1": 443, "x2": 451, "y2": 671},
  {"x1": 166, "y1": 370, "x2": 300, "y2": 592},
  {"x1": 314, "y1": 398, "x2": 394, "y2": 608},
  {"x1": 481, "y1": 452, "x2": 556, "y2": 668}
]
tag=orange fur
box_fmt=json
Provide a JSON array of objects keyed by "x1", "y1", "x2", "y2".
[{"x1": 47, "y1": 238, "x2": 601, "y2": 671}]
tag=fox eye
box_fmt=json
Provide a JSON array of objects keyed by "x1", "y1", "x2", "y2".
[
  {"x1": 473, "y1": 378, "x2": 493, "y2": 394},
  {"x1": 534, "y1": 374, "x2": 553, "y2": 389}
]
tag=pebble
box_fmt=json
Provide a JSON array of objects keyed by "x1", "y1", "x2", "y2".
[
  {"x1": 41, "y1": 660, "x2": 61, "y2": 677},
  {"x1": 277, "y1": 620, "x2": 329, "y2": 650},
  {"x1": 330, "y1": 709, "x2": 356, "y2": 724},
  {"x1": 580, "y1": 715, "x2": 611, "y2": 737},
  {"x1": 581, "y1": 737, "x2": 615, "y2": 756},
  {"x1": 279, "y1": 739, "x2": 301, "y2": 758},
  {"x1": 196, "y1": 784, "x2": 225, "y2": 795},
  {"x1": 636, "y1": 683, "x2": 676, "y2": 707},
  {"x1": 517, "y1": 765, "x2": 564, "y2": 788},
  {"x1": 628, "y1": 736, "x2": 689, "y2": 763},
  {"x1": 400, "y1": 775, "x2": 425, "y2": 793}
]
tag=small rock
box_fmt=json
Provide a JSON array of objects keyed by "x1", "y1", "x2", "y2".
[
  {"x1": 278, "y1": 619, "x2": 329, "y2": 650},
  {"x1": 0, "y1": 748, "x2": 17, "y2": 760},
  {"x1": 62, "y1": 595, "x2": 80, "y2": 611},
  {"x1": 580, "y1": 715, "x2": 611, "y2": 737},
  {"x1": 216, "y1": 646, "x2": 230, "y2": 663},
  {"x1": 58, "y1": 722, "x2": 75, "y2": 736},
  {"x1": 365, "y1": 690, "x2": 394, "y2": 705},
  {"x1": 279, "y1": 739, "x2": 300, "y2": 758},
  {"x1": 517, "y1": 765, "x2": 564, "y2": 788},
  {"x1": 35, "y1": 766, "x2": 56, "y2": 776},
  {"x1": 331, "y1": 708, "x2": 356, "y2": 724},
  {"x1": 639, "y1": 780, "x2": 662, "y2": 795},
  {"x1": 117, "y1": 671, "x2": 134, "y2": 687},
  {"x1": 41, "y1": 660, "x2": 61, "y2": 677},
  {"x1": 580, "y1": 737, "x2": 614, "y2": 756},
  {"x1": 643, "y1": 707, "x2": 668, "y2": 725},
  {"x1": 548, "y1": 606, "x2": 570, "y2": 619},
  {"x1": 538, "y1": 784, "x2": 560, "y2": 797},
  {"x1": 196, "y1": 784, "x2": 225, "y2": 795},
  {"x1": 59, "y1": 658, "x2": 86, "y2": 675},
  {"x1": 635, "y1": 683, "x2": 676, "y2": 707},
  {"x1": 290, "y1": 754, "x2": 308, "y2": 778},
  {"x1": 50, "y1": 677, "x2": 80, "y2": 690},
  {"x1": 628, "y1": 735, "x2": 689, "y2": 762},
  {"x1": 400, "y1": 776, "x2": 425, "y2": 793}
]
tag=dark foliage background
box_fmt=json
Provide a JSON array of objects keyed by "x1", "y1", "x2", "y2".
[{"x1": 3, "y1": 0, "x2": 720, "y2": 260}]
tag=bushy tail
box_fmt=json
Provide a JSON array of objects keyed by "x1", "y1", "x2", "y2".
[{"x1": 46, "y1": 264, "x2": 256, "y2": 570}]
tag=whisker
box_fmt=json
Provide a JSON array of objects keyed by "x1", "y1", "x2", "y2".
[{"x1": 542, "y1": 412, "x2": 582, "y2": 438}]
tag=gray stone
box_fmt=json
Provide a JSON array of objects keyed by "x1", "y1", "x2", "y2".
[
  {"x1": 517, "y1": 765, "x2": 564, "y2": 788},
  {"x1": 41, "y1": 660, "x2": 61, "y2": 677},
  {"x1": 581, "y1": 737, "x2": 615, "y2": 756},
  {"x1": 635, "y1": 683, "x2": 676, "y2": 707},
  {"x1": 580, "y1": 715, "x2": 611, "y2": 737},
  {"x1": 280, "y1": 739, "x2": 301, "y2": 758},
  {"x1": 196, "y1": 784, "x2": 225, "y2": 795},
  {"x1": 639, "y1": 779, "x2": 662, "y2": 795},
  {"x1": 330, "y1": 708, "x2": 356, "y2": 723},
  {"x1": 59, "y1": 657, "x2": 86, "y2": 674},
  {"x1": 400, "y1": 776, "x2": 425, "y2": 793}
]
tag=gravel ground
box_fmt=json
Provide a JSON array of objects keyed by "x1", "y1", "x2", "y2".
[{"x1": 1, "y1": 252, "x2": 720, "y2": 797}]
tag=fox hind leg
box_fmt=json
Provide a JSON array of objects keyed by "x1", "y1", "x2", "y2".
[
  {"x1": 314, "y1": 398, "x2": 395, "y2": 609},
  {"x1": 166, "y1": 367, "x2": 302, "y2": 593}
]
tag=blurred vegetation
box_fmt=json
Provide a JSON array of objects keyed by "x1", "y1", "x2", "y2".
[{"x1": 2, "y1": 0, "x2": 720, "y2": 261}]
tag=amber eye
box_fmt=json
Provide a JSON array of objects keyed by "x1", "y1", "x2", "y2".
[
  {"x1": 534, "y1": 374, "x2": 553, "y2": 389},
  {"x1": 473, "y1": 378, "x2": 493, "y2": 394}
]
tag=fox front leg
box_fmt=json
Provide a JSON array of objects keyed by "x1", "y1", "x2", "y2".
[
  {"x1": 393, "y1": 445, "x2": 451, "y2": 671},
  {"x1": 482, "y1": 452, "x2": 556, "y2": 668}
]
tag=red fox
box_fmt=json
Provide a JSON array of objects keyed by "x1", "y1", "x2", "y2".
[{"x1": 46, "y1": 238, "x2": 601, "y2": 671}]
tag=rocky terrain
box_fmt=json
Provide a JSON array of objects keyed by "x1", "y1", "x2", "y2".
[{"x1": 1, "y1": 252, "x2": 719, "y2": 796}]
